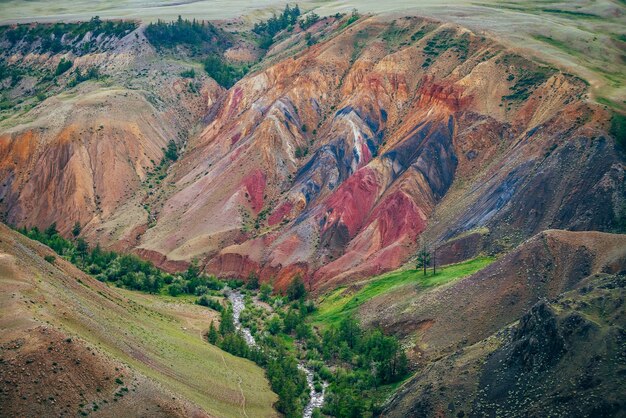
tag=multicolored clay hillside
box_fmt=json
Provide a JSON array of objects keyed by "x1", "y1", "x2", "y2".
[{"x1": 0, "y1": 14, "x2": 624, "y2": 291}]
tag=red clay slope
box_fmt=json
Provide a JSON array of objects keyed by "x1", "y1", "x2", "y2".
[
  {"x1": 2, "y1": 16, "x2": 624, "y2": 289},
  {"x1": 137, "y1": 16, "x2": 624, "y2": 289}
]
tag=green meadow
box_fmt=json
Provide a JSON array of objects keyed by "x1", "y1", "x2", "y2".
[{"x1": 313, "y1": 256, "x2": 495, "y2": 327}]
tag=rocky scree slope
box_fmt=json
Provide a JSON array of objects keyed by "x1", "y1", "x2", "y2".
[
  {"x1": 382, "y1": 271, "x2": 626, "y2": 418},
  {"x1": 347, "y1": 228, "x2": 626, "y2": 417},
  {"x1": 359, "y1": 229, "x2": 626, "y2": 354}
]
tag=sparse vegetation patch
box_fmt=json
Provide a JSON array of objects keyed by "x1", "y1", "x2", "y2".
[
  {"x1": 422, "y1": 29, "x2": 470, "y2": 68},
  {"x1": 0, "y1": 16, "x2": 136, "y2": 55}
]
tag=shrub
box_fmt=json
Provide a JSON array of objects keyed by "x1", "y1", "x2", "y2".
[
  {"x1": 55, "y1": 58, "x2": 73, "y2": 76},
  {"x1": 197, "y1": 294, "x2": 223, "y2": 311},
  {"x1": 164, "y1": 140, "x2": 178, "y2": 161},
  {"x1": 167, "y1": 282, "x2": 185, "y2": 296},
  {"x1": 67, "y1": 67, "x2": 100, "y2": 87},
  {"x1": 180, "y1": 68, "x2": 196, "y2": 78},
  {"x1": 260, "y1": 283, "x2": 273, "y2": 302},
  {"x1": 610, "y1": 112, "x2": 626, "y2": 150},
  {"x1": 72, "y1": 221, "x2": 81, "y2": 237},
  {"x1": 246, "y1": 272, "x2": 260, "y2": 290},
  {"x1": 345, "y1": 9, "x2": 360, "y2": 26},
  {"x1": 294, "y1": 146, "x2": 308, "y2": 159},
  {"x1": 287, "y1": 276, "x2": 307, "y2": 301},
  {"x1": 300, "y1": 13, "x2": 320, "y2": 30},
  {"x1": 203, "y1": 55, "x2": 246, "y2": 88}
]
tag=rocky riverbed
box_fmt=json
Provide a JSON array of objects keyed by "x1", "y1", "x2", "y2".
[{"x1": 227, "y1": 290, "x2": 326, "y2": 417}]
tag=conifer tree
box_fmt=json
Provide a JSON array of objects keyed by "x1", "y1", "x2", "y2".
[{"x1": 207, "y1": 321, "x2": 219, "y2": 344}]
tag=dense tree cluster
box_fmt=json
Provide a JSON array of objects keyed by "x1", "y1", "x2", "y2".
[
  {"x1": 211, "y1": 297, "x2": 310, "y2": 417},
  {"x1": 267, "y1": 352, "x2": 309, "y2": 417},
  {"x1": 313, "y1": 318, "x2": 408, "y2": 416},
  {"x1": 197, "y1": 294, "x2": 223, "y2": 311},
  {"x1": 203, "y1": 55, "x2": 247, "y2": 88},
  {"x1": 18, "y1": 225, "x2": 230, "y2": 300},
  {"x1": 287, "y1": 275, "x2": 307, "y2": 301},
  {"x1": 299, "y1": 13, "x2": 320, "y2": 30},
  {"x1": 324, "y1": 318, "x2": 408, "y2": 382},
  {"x1": 247, "y1": 291, "x2": 407, "y2": 417},
  {"x1": 67, "y1": 67, "x2": 100, "y2": 87},
  {"x1": 54, "y1": 58, "x2": 73, "y2": 76},
  {"x1": 144, "y1": 16, "x2": 230, "y2": 54},
  {"x1": 163, "y1": 140, "x2": 179, "y2": 161},
  {"x1": 252, "y1": 4, "x2": 301, "y2": 48},
  {"x1": 220, "y1": 280, "x2": 408, "y2": 418},
  {"x1": 144, "y1": 16, "x2": 247, "y2": 88}
]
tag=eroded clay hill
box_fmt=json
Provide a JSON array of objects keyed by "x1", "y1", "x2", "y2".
[
  {"x1": 0, "y1": 22, "x2": 223, "y2": 238},
  {"x1": 2, "y1": 15, "x2": 625, "y2": 289},
  {"x1": 137, "y1": 15, "x2": 625, "y2": 288}
]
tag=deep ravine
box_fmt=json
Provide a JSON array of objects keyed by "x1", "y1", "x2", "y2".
[{"x1": 227, "y1": 290, "x2": 326, "y2": 418}]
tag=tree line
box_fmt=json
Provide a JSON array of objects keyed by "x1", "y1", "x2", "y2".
[
  {"x1": 2, "y1": 16, "x2": 137, "y2": 54},
  {"x1": 144, "y1": 16, "x2": 230, "y2": 54},
  {"x1": 17, "y1": 224, "x2": 239, "y2": 300}
]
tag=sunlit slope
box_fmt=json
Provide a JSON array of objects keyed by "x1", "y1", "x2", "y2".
[
  {"x1": 312, "y1": 256, "x2": 495, "y2": 327},
  {"x1": 1, "y1": 0, "x2": 623, "y2": 108},
  {"x1": 0, "y1": 222, "x2": 277, "y2": 418}
]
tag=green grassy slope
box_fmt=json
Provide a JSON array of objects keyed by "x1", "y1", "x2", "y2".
[
  {"x1": 60, "y1": 289, "x2": 276, "y2": 418},
  {"x1": 313, "y1": 256, "x2": 495, "y2": 327},
  {"x1": 0, "y1": 223, "x2": 277, "y2": 418}
]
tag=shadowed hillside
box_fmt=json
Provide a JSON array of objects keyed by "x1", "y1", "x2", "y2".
[{"x1": 382, "y1": 272, "x2": 626, "y2": 417}]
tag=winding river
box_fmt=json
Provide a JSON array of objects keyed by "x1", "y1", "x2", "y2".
[
  {"x1": 229, "y1": 289, "x2": 256, "y2": 347},
  {"x1": 228, "y1": 290, "x2": 326, "y2": 418}
]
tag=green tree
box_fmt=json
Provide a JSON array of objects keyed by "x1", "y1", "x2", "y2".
[
  {"x1": 55, "y1": 58, "x2": 73, "y2": 76},
  {"x1": 207, "y1": 321, "x2": 219, "y2": 344},
  {"x1": 260, "y1": 282, "x2": 272, "y2": 302},
  {"x1": 220, "y1": 333, "x2": 249, "y2": 357},
  {"x1": 76, "y1": 238, "x2": 89, "y2": 260},
  {"x1": 267, "y1": 316, "x2": 282, "y2": 335},
  {"x1": 167, "y1": 282, "x2": 184, "y2": 296},
  {"x1": 283, "y1": 309, "x2": 299, "y2": 334},
  {"x1": 287, "y1": 275, "x2": 306, "y2": 301},
  {"x1": 246, "y1": 272, "x2": 260, "y2": 290},
  {"x1": 339, "y1": 317, "x2": 360, "y2": 349},
  {"x1": 71, "y1": 221, "x2": 81, "y2": 237},
  {"x1": 203, "y1": 55, "x2": 246, "y2": 88},
  {"x1": 295, "y1": 322, "x2": 312, "y2": 339},
  {"x1": 219, "y1": 306, "x2": 236, "y2": 335},
  {"x1": 44, "y1": 222, "x2": 58, "y2": 238},
  {"x1": 164, "y1": 140, "x2": 178, "y2": 161},
  {"x1": 416, "y1": 238, "x2": 430, "y2": 276}
]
